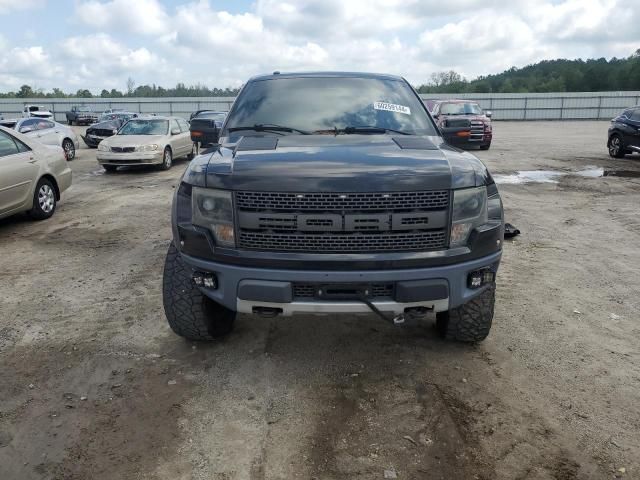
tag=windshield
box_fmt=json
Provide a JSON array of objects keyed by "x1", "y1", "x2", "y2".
[
  {"x1": 117, "y1": 119, "x2": 168, "y2": 135},
  {"x1": 439, "y1": 102, "x2": 482, "y2": 115},
  {"x1": 223, "y1": 77, "x2": 436, "y2": 136}
]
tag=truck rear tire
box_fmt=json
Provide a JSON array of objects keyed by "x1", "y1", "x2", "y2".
[
  {"x1": 436, "y1": 285, "x2": 495, "y2": 342},
  {"x1": 162, "y1": 242, "x2": 235, "y2": 341}
]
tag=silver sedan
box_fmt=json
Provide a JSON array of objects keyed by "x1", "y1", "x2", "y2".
[
  {"x1": 97, "y1": 116, "x2": 193, "y2": 172},
  {"x1": 0, "y1": 126, "x2": 72, "y2": 221},
  {"x1": 1, "y1": 117, "x2": 80, "y2": 160}
]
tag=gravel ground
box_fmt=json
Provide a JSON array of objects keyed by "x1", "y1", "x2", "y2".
[{"x1": 0, "y1": 121, "x2": 638, "y2": 480}]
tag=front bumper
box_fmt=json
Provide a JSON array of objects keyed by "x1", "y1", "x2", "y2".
[
  {"x1": 97, "y1": 150, "x2": 163, "y2": 165},
  {"x1": 441, "y1": 127, "x2": 491, "y2": 146},
  {"x1": 179, "y1": 249, "x2": 501, "y2": 316}
]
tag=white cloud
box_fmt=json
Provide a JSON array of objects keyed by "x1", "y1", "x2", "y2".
[
  {"x1": 0, "y1": 0, "x2": 44, "y2": 15},
  {"x1": 75, "y1": 0, "x2": 169, "y2": 35},
  {"x1": 0, "y1": 0, "x2": 638, "y2": 92}
]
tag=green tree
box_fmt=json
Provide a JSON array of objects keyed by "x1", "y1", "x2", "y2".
[{"x1": 17, "y1": 85, "x2": 34, "y2": 98}]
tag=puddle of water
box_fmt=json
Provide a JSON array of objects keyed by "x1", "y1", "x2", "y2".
[
  {"x1": 493, "y1": 170, "x2": 562, "y2": 184},
  {"x1": 494, "y1": 167, "x2": 640, "y2": 184},
  {"x1": 575, "y1": 167, "x2": 604, "y2": 178}
]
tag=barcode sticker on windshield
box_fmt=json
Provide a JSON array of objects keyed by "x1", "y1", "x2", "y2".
[{"x1": 373, "y1": 102, "x2": 411, "y2": 115}]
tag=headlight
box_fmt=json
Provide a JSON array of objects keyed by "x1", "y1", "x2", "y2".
[
  {"x1": 450, "y1": 186, "x2": 488, "y2": 248},
  {"x1": 192, "y1": 187, "x2": 235, "y2": 247},
  {"x1": 135, "y1": 144, "x2": 159, "y2": 152},
  {"x1": 97, "y1": 143, "x2": 109, "y2": 152}
]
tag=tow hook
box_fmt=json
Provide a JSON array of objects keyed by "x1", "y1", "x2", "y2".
[{"x1": 359, "y1": 296, "x2": 404, "y2": 326}]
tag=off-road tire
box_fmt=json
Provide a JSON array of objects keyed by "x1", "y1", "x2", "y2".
[
  {"x1": 103, "y1": 165, "x2": 118, "y2": 173},
  {"x1": 162, "y1": 242, "x2": 235, "y2": 341},
  {"x1": 436, "y1": 285, "x2": 495, "y2": 342}
]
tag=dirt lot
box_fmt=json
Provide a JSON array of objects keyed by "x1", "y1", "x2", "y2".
[{"x1": 0, "y1": 121, "x2": 638, "y2": 480}]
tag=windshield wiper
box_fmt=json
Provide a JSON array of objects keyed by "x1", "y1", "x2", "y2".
[
  {"x1": 227, "y1": 124, "x2": 310, "y2": 135},
  {"x1": 332, "y1": 126, "x2": 413, "y2": 135}
]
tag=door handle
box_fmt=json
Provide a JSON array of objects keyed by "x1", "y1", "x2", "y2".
[{"x1": 28, "y1": 157, "x2": 37, "y2": 163}]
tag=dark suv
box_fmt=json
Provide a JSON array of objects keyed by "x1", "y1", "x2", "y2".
[
  {"x1": 608, "y1": 106, "x2": 640, "y2": 157},
  {"x1": 162, "y1": 72, "x2": 504, "y2": 343}
]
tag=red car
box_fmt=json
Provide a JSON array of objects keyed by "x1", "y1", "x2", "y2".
[{"x1": 429, "y1": 100, "x2": 493, "y2": 150}]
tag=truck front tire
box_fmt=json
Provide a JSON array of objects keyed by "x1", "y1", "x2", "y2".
[
  {"x1": 436, "y1": 285, "x2": 495, "y2": 342},
  {"x1": 162, "y1": 242, "x2": 235, "y2": 341}
]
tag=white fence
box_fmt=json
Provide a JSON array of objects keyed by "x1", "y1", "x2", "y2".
[{"x1": 1, "y1": 92, "x2": 639, "y2": 122}]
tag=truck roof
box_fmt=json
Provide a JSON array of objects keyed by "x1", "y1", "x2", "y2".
[{"x1": 248, "y1": 71, "x2": 405, "y2": 82}]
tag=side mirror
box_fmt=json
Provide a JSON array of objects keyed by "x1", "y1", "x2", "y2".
[
  {"x1": 19, "y1": 126, "x2": 34, "y2": 133},
  {"x1": 171, "y1": 128, "x2": 180, "y2": 135},
  {"x1": 485, "y1": 111, "x2": 492, "y2": 118}
]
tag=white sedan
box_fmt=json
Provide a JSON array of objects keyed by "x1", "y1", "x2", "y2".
[
  {"x1": 1, "y1": 118, "x2": 81, "y2": 160},
  {"x1": 0, "y1": 126, "x2": 72, "y2": 221}
]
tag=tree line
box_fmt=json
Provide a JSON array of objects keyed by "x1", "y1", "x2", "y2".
[
  {"x1": 1, "y1": 51, "x2": 639, "y2": 98},
  {"x1": 417, "y1": 50, "x2": 640, "y2": 94},
  {"x1": 0, "y1": 77, "x2": 240, "y2": 99}
]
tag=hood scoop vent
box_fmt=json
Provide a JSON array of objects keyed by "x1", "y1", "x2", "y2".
[
  {"x1": 235, "y1": 136, "x2": 279, "y2": 153},
  {"x1": 392, "y1": 137, "x2": 438, "y2": 150}
]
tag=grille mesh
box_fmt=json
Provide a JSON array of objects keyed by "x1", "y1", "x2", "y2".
[
  {"x1": 235, "y1": 190, "x2": 449, "y2": 212},
  {"x1": 238, "y1": 231, "x2": 446, "y2": 253}
]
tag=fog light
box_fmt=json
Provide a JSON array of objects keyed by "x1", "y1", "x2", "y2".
[
  {"x1": 467, "y1": 269, "x2": 495, "y2": 289},
  {"x1": 192, "y1": 271, "x2": 218, "y2": 289}
]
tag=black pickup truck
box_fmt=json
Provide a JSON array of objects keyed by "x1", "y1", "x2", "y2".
[
  {"x1": 190, "y1": 111, "x2": 226, "y2": 148},
  {"x1": 162, "y1": 72, "x2": 504, "y2": 343}
]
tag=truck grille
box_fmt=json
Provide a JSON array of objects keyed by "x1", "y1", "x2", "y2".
[
  {"x1": 235, "y1": 191, "x2": 449, "y2": 212},
  {"x1": 470, "y1": 121, "x2": 485, "y2": 142},
  {"x1": 235, "y1": 190, "x2": 450, "y2": 254}
]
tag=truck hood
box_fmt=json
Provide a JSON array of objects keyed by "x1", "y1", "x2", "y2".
[{"x1": 203, "y1": 134, "x2": 491, "y2": 191}]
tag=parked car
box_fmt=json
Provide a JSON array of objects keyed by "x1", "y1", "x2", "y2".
[
  {"x1": 430, "y1": 100, "x2": 492, "y2": 150},
  {"x1": 189, "y1": 109, "x2": 217, "y2": 120},
  {"x1": 96, "y1": 116, "x2": 193, "y2": 172},
  {"x1": 65, "y1": 105, "x2": 98, "y2": 125},
  {"x1": 0, "y1": 126, "x2": 72, "y2": 220},
  {"x1": 162, "y1": 71, "x2": 504, "y2": 343},
  {"x1": 190, "y1": 111, "x2": 226, "y2": 148},
  {"x1": 22, "y1": 105, "x2": 53, "y2": 119},
  {"x1": 3, "y1": 118, "x2": 80, "y2": 160},
  {"x1": 608, "y1": 106, "x2": 640, "y2": 157},
  {"x1": 81, "y1": 112, "x2": 138, "y2": 148}
]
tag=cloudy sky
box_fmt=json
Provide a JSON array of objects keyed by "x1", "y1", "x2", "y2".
[{"x1": 0, "y1": 0, "x2": 637, "y2": 93}]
